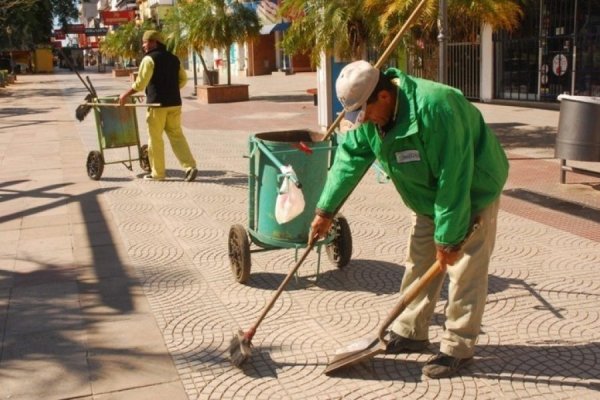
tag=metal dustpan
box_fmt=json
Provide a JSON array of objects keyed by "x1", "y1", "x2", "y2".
[
  {"x1": 324, "y1": 259, "x2": 444, "y2": 375},
  {"x1": 324, "y1": 218, "x2": 482, "y2": 375}
]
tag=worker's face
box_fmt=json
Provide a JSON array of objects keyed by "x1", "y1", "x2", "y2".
[
  {"x1": 143, "y1": 39, "x2": 157, "y2": 53},
  {"x1": 364, "y1": 90, "x2": 396, "y2": 128}
]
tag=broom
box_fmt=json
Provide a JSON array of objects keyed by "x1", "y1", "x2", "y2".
[
  {"x1": 58, "y1": 48, "x2": 98, "y2": 122},
  {"x1": 229, "y1": 236, "x2": 317, "y2": 367}
]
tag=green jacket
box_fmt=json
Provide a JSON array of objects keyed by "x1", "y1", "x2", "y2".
[{"x1": 317, "y1": 68, "x2": 509, "y2": 246}]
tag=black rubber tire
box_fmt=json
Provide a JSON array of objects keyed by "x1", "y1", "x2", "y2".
[
  {"x1": 326, "y1": 215, "x2": 352, "y2": 268},
  {"x1": 86, "y1": 150, "x2": 104, "y2": 181},
  {"x1": 228, "y1": 224, "x2": 251, "y2": 283},
  {"x1": 140, "y1": 144, "x2": 151, "y2": 172}
]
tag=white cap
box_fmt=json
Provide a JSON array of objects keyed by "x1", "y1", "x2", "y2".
[{"x1": 335, "y1": 60, "x2": 379, "y2": 131}]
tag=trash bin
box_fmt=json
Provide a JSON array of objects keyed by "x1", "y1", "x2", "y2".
[
  {"x1": 203, "y1": 69, "x2": 219, "y2": 85},
  {"x1": 555, "y1": 95, "x2": 600, "y2": 162},
  {"x1": 252, "y1": 130, "x2": 332, "y2": 245}
]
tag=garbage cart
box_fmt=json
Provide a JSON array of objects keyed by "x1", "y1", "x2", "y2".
[
  {"x1": 228, "y1": 130, "x2": 352, "y2": 284},
  {"x1": 86, "y1": 96, "x2": 151, "y2": 180}
]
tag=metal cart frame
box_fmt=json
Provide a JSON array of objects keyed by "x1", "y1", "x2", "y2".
[{"x1": 86, "y1": 96, "x2": 151, "y2": 180}]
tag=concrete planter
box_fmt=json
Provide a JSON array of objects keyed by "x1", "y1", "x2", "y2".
[
  {"x1": 196, "y1": 84, "x2": 249, "y2": 104},
  {"x1": 112, "y1": 67, "x2": 137, "y2": 78}
]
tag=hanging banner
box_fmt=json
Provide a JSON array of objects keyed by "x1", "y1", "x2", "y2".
[
  {"x1": 100, "y1": 10, "x2": 136, "y2": 25},
  {"x1": 66, "y1": 24, "x2": 86, "y2": 34},
  {"x1": 53, "y1": 30, "x2": 66, "y2": 40},
  {"x1": 85, "y1": 28, "x2": 109, "y2": 36}
]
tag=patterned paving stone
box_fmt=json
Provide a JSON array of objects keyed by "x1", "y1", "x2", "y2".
[{"x1": 7, "y1": 71, "x2": 596, "y2": 399}]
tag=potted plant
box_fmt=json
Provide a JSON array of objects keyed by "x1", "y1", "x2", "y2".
[{"x1": 163, "y1": 0, "x2": 261, "y2": 103}]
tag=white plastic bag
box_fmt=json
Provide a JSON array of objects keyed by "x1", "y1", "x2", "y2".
[{"x1": 275, "y1": 165, "x2": 305, "y2": 224}]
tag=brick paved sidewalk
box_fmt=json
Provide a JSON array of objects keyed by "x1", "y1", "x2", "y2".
[{"x1": 0, "y1": 69, "x2": 599, "y2": 400}]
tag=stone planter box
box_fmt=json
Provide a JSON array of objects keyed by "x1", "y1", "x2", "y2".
[
  {"x1": 196, "y1": 84, "x2": 249, "y2": 104},
  {"x1": 112, "y1": 67, "x2": 137, "y2": 78}
]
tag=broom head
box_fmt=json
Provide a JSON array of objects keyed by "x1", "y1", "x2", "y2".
[
  {"x1": 229, "y1": 329, "x2": 253, "y2": 367},
  {"x1": 75, "y1": 93, "x2": 95, "y2": 122}
]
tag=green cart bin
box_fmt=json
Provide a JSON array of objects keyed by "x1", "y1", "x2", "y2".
[
  {"x1": 228, "y1": 130, "x2": 353, "y2": 284},
  {"x1": 86, "y1": 96, "x2": 151, "y2": 180}
]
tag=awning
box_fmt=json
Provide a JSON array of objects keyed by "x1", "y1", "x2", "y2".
[{"x1": 260, "y1": 22, "x2": 290, "y2": 35}]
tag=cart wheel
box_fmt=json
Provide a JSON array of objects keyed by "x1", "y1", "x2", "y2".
[
  {"x1": 139, "y1": 144, "x2": 151, "y2": 172},
  {"x1": 326, "y1": 215, "x2": 352, "y2": 268},
  {"x1": 86, "y1": 151, "x2": 104, "y2": 181},
  {"x1": 228, "y1": 224, "x2": 251, "y2": 283}
]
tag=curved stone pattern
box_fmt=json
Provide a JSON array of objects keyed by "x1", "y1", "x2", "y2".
[
  {"x1": 145, "y1": 189, "x2": 188, "y2": 200},
  {"x1": 87, "y1": 106, "x2": 600, "y2": 398},
  {"x1": 104, "y1": 187, "x2": 144, "y2": 199},
  {"x1": 110, "y1": 201, "x2": 155, "y2": 214},
  {"x1": 119, "y1": 219, "x2": 164, "y2": 234},
  {"x1": 127, "y1": 241, "x2": 185, "y2": 266},
  {"x1": 158, "y1": 205, "x2": 205, "y2": 220}
]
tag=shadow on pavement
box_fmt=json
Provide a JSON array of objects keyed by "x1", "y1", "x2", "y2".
[
  {"x1": 504, "y1": 188, "x2": 600, "y2": 219},
  {"x1": 490, "y1": 123, "x2": 556, "y2": 150}
]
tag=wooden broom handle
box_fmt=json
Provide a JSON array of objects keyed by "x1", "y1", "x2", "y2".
[{"x1": 323, "y1": 0, "x2": 429, "y2": 142}]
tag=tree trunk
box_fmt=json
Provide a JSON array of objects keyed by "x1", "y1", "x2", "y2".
[
  {"x1": 196, "y1": 49, "x2": 213, "y2": 85},
  {"x1": 226, "y1": 45, "x2": 231, "y2": 86}
]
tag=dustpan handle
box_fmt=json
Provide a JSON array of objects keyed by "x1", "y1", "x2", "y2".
[
  {"x1": 377, "y1": 216, "x2": 483, "y2": 342},
  {"x1": 377, "y1": 260, "x2": 445, "y2": 342}
]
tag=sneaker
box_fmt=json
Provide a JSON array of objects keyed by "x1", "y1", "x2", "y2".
[
  {"x1": 422, "y1": 353, "x2": 472, "y2": 379},
  {"x1": 185, "y1": 167, "x2": 198, "y2": 182},
  {"x1": 385, "y1": 331, "x2": 429, "y2": 354},
  {"x1": 143, "y1": 174, "x2": 164, "y2": 181}
]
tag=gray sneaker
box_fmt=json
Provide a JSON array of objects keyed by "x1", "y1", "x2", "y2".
[
  {"x1": 422, "y1": 353, "x2": 472, "y2": 379},
  {"x1": 385, "y1": 331, "x2": 429, "y2": 354}
]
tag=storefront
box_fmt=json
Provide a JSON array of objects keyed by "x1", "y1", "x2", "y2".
[{"x1": 495, "y1": 0, "x2": 600, "y2": 102}]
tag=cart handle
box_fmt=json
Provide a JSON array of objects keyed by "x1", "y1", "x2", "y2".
[
  {"x1": 82, "y1": 103, "x2": 162, "y2": 108},
  {"x1": 254, "y1": 139, "x2": 302, "y2": 188}
]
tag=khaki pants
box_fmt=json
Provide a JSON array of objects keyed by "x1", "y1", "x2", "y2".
[
  {"x1": 391, "y1": 198, "x2": 500, "y2": 359},
  {"x1": 146, "y1": 106, "x2": 196, "y2": 179}
]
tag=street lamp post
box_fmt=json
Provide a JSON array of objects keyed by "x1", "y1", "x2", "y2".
[
  {"x1": 437, "y1": 0, "x2": 448, "y2": 84},
  {"x1": 6, "y1": 26, "x2": 14, "y2": 73}
]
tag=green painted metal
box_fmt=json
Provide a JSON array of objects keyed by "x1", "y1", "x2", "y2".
[
  {"x1": 94, "y1": 96, "x2": 139, "y2": 149},
  {"x1": 249, "y1": 130, "x2": 333, "y2": 247}
]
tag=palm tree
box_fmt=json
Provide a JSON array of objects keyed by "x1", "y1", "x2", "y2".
[
  {"x1": 279, "y1": 0, "x2": 524, "y2": 66},
  {"x1": 162, "y1": 0, "x2": 261, "y2": 86},
  {"x1": 279, "y1": 0, "x2": 384, "y2": 64},
  {"x1": 100, "y1": 21, "x2": 155, "y2": 67}
]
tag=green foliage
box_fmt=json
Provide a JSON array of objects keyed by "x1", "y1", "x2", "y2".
[
  {"x1": 161, "y1": 0, "x2": 261, "y2": 84},
  {"x1": 100, "y1": 21, "x2": 156, "y2": 64},
  {"x1": 0, "y1": 0, "x2": 78, "y2": 50},
  {"x1": 279, "y1": 0, "x2": 524, "y2": 65}
]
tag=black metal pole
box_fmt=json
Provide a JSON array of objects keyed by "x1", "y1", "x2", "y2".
[
  {"x1": 437, "y1": 0, "x2": 448, "y2": 84},
  {"x1": 192, "y1": 50, "x2": 198, "y2": 96}
]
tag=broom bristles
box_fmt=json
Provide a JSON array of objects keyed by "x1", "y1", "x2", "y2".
[
  {"x1": 229, "y1": 329, "x2": 253, "y2": 367},
  {"x1": 75, "y1": 94, "x2": 95, "y2": 122}
]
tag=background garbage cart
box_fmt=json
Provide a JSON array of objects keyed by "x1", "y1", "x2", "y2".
[{"x1": 86, "y1": 96, "x2": 151, "y2": 180}]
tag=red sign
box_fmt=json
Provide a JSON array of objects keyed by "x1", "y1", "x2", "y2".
[
  {"x1": 101, "y1": 10, "x2": 135, "y2": 25},
  {"x1": 78, "y1": 34, "x2": 88, "y2": 48},
  {"x1": 53, "y1": 29, "x2": 66, "y2": 40},
  {"x1": 66, "y1": 24, "x2": 86, "y2": 34}
]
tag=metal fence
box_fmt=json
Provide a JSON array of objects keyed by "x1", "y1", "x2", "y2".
[
  {"x1": 406, "y1": 41, "x2": 481, "y2": 100},
  {"x1": 448, "y1": 42, "x2": 481, "y2": 99}
]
